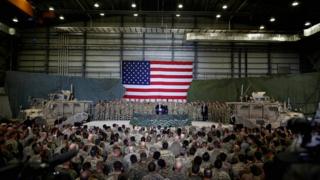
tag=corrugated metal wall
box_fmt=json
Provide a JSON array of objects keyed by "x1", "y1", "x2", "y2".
[{"x1": 17, "y1": 16, "x2": 300, "y2": 79}]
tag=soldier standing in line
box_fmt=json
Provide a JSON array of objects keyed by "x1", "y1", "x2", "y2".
[
  {"x1": 175, "y1": 102, "x2": 179, "y2": 115},
  {"x1": 119, "y1": 100, "x2": 123, "y2": 120},
  {"x1": 217, "y1": 103, "x2": 223, "y2": 123},
  {"x1": 188, "y1": 102, "x2": 192, "y2": 115},
  {"x1": 211, "y1": 102, "x2": 216, "y2": 121},
  {"x1": 126, "y1": 101, "x2": 130, "y2": 120},
  {"x1": 136, "y1": 101, "x2": 139, "y2": 114},
  {"x1": 197, "y1": 102, "x2": 202, "y2": 121},
  {"x1": 115, "y1": 100, "x2": 120, "y2": 120},
  {"x1": 192, "y1": 102, "x2": 197, "y2": 121},
  {"x1": 124, "y1": 100, "x2": 129, "y2": 120},
  {"x1": 208, "y1": 102, "x2": 213, "y2": 121},
  {"x1": 187, "y1": 102, "x2": 193, "y2": 120},
  {"x1": 94, "y1": 100, "x2": 101, "y2": 120},
  {"x1": 151, "y1": 102, "x2": 156, "y2": 115},
  {"x1": 110, "y1": 100, "x2": 115, "y2": 120},
  {"x1": 222, "y1": 103, "x2": 229, "y2": 124},
  {"x1": 176, "y1": 103, "x2": 180, "y2": 115},
  {"x1": 101, "y1": 101, "x2": 106, "y2": 120},
  {"x1": 129, "y1": 101, "x2": 134, "y2": 120},
  {"x1": 146, "y1": 102, "x2": 151, "y2": 115},
  {"x1": 167, "y1": 102, "x2": 171, "y2": 115},
  {"x1": 213, "y1": 102, "x2": 218, "y2": 122},
  {"x1": 171, "y1": 102, "x2": 175, "y2": 115},
  {"x1": 105, "y1": 101, "x2": 110, "y2": 120},
  {"x1": 145, "y1": 102, "x2": 148, "y2": 115}
]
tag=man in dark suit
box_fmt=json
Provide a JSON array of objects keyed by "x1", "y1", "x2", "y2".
[{"x1": 201, "y1": 103, "x2": 208, "y2": 121}]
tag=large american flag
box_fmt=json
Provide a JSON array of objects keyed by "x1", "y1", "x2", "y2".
[{"x1": 122, "y1": 60, "x2": 193, "y2": 102}]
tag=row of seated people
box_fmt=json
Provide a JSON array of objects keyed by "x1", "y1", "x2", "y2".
[{"x1": 94, "y1": 100, "x2": 229, "y2": 123}]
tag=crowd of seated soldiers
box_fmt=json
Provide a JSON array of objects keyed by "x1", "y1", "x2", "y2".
[
  {"x1": 94, "y1": 100, "x2": 229, "y2": 123},
  {"x1": 0, "y1": 118, "x2": 310, "y2": 180}
]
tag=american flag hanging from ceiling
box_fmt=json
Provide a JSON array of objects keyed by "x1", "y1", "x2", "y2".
[{"x1": 122, "y1": 60, "x2": 193, "y2": 102}]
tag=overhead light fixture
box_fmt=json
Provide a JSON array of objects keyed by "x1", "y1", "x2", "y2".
[
  {"x1": 133, "y1": 13, "x2": 138, "y2": 17},
  {"x1": 100, "y1": 13, "x2": 105, "y2": 16},
  {"x1": 176, "y1": 14, "x2": 180, "y2": 17},
  {"x1": 291, "y1": 1, "x2": 299, "y2": 7},
  {"x1": 131, "y1": 3, "x2": 136, "y2": 8},
  {"x1": 12, "y1": 17, "x2": 18, "y2": 23},
  {"x1": 222, "y1": 5, "x2": 228, "y2": 9},
  {"x1": 49, "y1": 6, "x2": 54, "y2": 11},
  {"x1": 59, "y1": 15, "x2": 64, "y2": 20},
  {"x1": 216, "y1": 14, "x2": 221, "y2": 18},
  {"x1": 94, "y1": 2, "x2": 100, "y2": 8},
  {"x1": 178, "y1": 3, "x2": 183, "y2": 9},
  {"x1": 270, "y1": 17, "x2": 276, "y2": 22},
  {"x1": 305, "y1": 21, "x2": 311, "y2": 26},
  {"x1": 259, "y1": 25, "x2": 265, "y2": 30}
]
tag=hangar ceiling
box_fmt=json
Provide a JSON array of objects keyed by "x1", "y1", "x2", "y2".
[{"x1": 0, "y1": 0, "x2": 319, "y2": 33}]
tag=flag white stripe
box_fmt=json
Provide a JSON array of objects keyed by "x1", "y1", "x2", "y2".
[
  {"x1": 123, "y1": 85, "x2": 190, "y2": 89},
  {"x1": 150, "y1": 78, "x2": 193, "y2": 82},
  {"x1": 150, "y1": 71, "x2": 193, "y2": 75},
  {"x1": 125, "y1": 92, "x2": 188, "y2": 96},
  {"x1": 150, "y1": 64, "x2": 194, "y2": 69}
]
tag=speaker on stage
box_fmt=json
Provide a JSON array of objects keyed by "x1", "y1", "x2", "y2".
[{"x1": 155, "y1": 104, "x2": 168, "y2": 115}]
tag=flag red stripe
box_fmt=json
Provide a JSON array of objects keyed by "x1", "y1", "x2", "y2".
[
  {"x1": 126, "y1": 88, "x2": 188, "y2": 92},
  {"x1": 150, "y1": 82, "x2": 191, "y2": 85},
  {"x1": 150, "y1": 61, "x2": 193, "y2": 65},
  {"x1": 124, "y1": 95, "x2": 187, "y2": 99},
  {"x1": 151, "y1": 68, "x2": 192, "y2": 72},
  {"x1": 150, "y1": 75, "x2": 193, "y2": 79}
]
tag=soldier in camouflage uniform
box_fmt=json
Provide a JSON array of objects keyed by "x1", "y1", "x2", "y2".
[
  {"x1": 191, "y1": 102, "x2": 197, "y2": 121},
  {"x1": 105, "y1": 101, "x2": 110, "y2": 120},
  {"x1": 100, "y1": 101, "x2": 106, "y2": 120},
  {"x1": 208, "y1": 102, "x2": 213, "y2": 121},
  {"x1": 129, "y1": 101, "x2": 134, "y2": 120},
  {"x1": 94, "y1": 101, "x2": 101, "y2": 120},
  {"x1": 110, "y1": 101, "x2": 116, "y2": 120},
  {"x1": 178, "y1": 103, "x2": 184, "y2": 115},
  {"x1": 115, "y1": 101, "x2": 121, "y2": 120},
  {"x1": 197, "y1": 102, "x2": 202, "y2": 121},
  {"x1": 187, "y1": 103, "x2": 192, "y2": 120}
]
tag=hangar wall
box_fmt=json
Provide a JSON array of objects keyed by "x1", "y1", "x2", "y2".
[
  {"x1": 189, "y1": 72, "x2": 320, "y2": 114},
  {"x1": 16, "y1": 16, "x2": 300, "y2": 79}
]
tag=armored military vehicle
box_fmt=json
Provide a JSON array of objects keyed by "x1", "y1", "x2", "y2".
[
  {"x1": 21, "y1": 88, "x2": 92, "y2": 125},
  {"x1": 227, "y1": 92, "x2": 304, "y2": 128}
]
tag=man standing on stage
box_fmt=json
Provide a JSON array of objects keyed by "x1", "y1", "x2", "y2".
[{"x1": 201, "y1": 102, "x2": 208, "y2": 121}]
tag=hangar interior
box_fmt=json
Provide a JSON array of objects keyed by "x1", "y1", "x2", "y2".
[{"x1": 0, "y1": 0, "x2": 319, "y2": 117}]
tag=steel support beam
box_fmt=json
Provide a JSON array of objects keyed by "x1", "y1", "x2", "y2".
[
  {"x1": 142, "y1": 16, "x2": 146, "y2": 61},
  {"x1": 82, "y1": 22, "x2": 87, "y2": 78},
  {"x1": 245, "y1": 49, "x2": 248, "y2": 77},
  {"x1": 231, "y1": 43, "x2": 234, "y2": 78},
  {"x1": 193, "y1": 17, "x2": 198, "y2": 79},
  {"x1": 238, "y1": 49, "x2": 242, "y2": 78},
  {"x1": 171, "y1": 16, "x2": 174, "y2": 61},
  {"x1": 56, "y1": 10, "x2": 252, "y2": 17},
  {"x1": 120, "y1": 16, "x2": 124, "y2": 78},
  {"x1": 267, "y1": 44, "x2": 272, "y2": 75},
  {"x1": 186, "y1": 32, "x2": 300, "y2": 42},
  {"x1": 45, "y1": 27, "x2": 50, "y2": 74}
]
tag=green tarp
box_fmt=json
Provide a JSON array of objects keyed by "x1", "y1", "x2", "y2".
[{"x1": 188, "y1": 72, "x2": 320, "y2": 115}]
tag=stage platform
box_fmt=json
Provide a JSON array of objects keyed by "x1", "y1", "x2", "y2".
[
  {"x1": 130, "y1": 114, "x2": 191, "y2": 127},
  {"x1": 84, "y1": 120, "x2": 232, "y2": 129}
]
